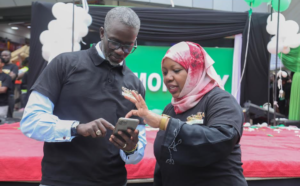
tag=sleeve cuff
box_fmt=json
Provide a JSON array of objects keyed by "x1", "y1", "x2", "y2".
[
  {"x1": 120, "y1": 141, "x2": 144, "y2": 164},
  {"x1": 163, "y1": 118, "x2": 183, "y2": 147},
  {"x1": 54, "y1": 120, "x2": 76, "y2": 142},
  {"x1": 161, "y1": 118, "x2": 184, "y2": 163}
]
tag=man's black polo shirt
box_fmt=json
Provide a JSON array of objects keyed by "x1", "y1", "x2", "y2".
[{"x1": 32, "y1": 45, "x2": 145, "y2": 186}]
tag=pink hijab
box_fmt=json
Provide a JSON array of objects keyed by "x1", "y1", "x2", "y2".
[{"x1": 162, "y1": 41, "x2": 223, "y2": 114}]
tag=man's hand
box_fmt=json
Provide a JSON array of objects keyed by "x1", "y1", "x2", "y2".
[
  {"x1": 109, "y1": 129, "x2": 139, "y2": 152},
  {"x1": 9, "y1": 71, "x2": 16, "y2": 80},
  {"x1": 77, "y1": 118, "x2": 115, "y2": 138}
]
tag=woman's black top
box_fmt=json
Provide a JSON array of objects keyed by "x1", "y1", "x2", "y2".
[{"x1": 154, "y1": 87, "x2": 248, "y2": 186}]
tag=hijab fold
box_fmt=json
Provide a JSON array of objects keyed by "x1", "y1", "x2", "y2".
[{"x1": 162, "y1": 42, "x2": 223, "y2": 114}]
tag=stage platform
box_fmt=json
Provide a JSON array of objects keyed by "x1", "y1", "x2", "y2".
[{"x1": 1, "y1": 123, "x2": 300, "y2": 186}]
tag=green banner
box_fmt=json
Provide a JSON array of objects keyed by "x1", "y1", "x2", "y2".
[{"x1": 126, "y1": 46, "x2": 234, "y2": 113}]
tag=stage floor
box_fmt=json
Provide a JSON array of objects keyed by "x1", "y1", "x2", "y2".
[{"x1": 1, "y1": 123, "x2": 300, "y2": 185}]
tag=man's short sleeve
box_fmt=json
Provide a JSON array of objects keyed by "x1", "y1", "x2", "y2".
[
  {"x1": 12, "y1": 64, "x2": 19, "y2": 77},
  {"x1": 2, "y1": 75, "x2": 12, "y2": 89},
  {"x1": 31, "y1": 55, "x2": 66, "y2": 104},
  {"x1": 205, "y1": 90, "x2": 244, "y2": 137}
]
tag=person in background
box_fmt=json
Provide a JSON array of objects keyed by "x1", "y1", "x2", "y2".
[
  {"x1": 17, "y1": 57, "x2": 29, "y2": 110},
  {"x1": 0, "y1": 50, "x2": 18, "y2": 118},
  {"x1": 0, "y1": 57, "x2": 12, "y2": 117},
  {"x1": 20, "y1": 7, "x2": 146, "y2": 186},
  {"x1": 17, "y1": 57, "x2": 29, "y2": 80},
  {"x1": 125, "y1": 41, "x2": 247, "y2": 186},
  {"x1": 276, "y1": 70, "x2": 291, "y2": 116}
]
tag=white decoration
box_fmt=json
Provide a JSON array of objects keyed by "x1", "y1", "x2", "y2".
[
  {"x1": 40, "y1": 1, "x2": 92, "y2": 62},
  {"x1": 284, "y1": 34, "x2": 300, "y2": 48},
  {"x1": 282, "y1": 46, "x2": 290, "y2": 54},
  {"x1": 51, "y1": 2, "x2": 66, "y2": 19},
  {"x1": 267, "y1": 37, "x2": 284, "y2": 54},
  {"x1": 39, "y1": 30, "x2": 52, "y2": 45},
  {"x1": 266, "y1": 12, "x2": 300, "y2": 55},
  {"x1": 267, "y1": 13, "x2": 286, "y2": 25},
  {"x1": 282, "y1": 20, "x2": 299, "y2": 37},
  {"x1": 244, "y1": 122, "x2": 251, "y2": 127},
  {"x1": 261, "y1": 123, "x2": 268, "y2": 127}
]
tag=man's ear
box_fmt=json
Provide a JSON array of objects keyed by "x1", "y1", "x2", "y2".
[{"x1": 100, "y1": 27, "x2": 104, "y2": 40}]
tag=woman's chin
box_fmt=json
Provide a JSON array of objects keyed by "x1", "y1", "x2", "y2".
[{"x1": 170, "y1": 92, "x2": 180, "y2": 99}]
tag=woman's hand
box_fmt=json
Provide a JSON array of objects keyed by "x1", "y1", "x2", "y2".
[
  {"x1": 124, "y1": 91, "x2": 149, "y2": 118},
  {"x1": 124, "y1": 91, "x2": 161, "y2": 128}
]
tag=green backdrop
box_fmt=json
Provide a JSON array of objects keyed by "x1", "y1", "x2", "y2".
[{"x1": 126, "y1": 46, "x2": 234, "y2": 113}]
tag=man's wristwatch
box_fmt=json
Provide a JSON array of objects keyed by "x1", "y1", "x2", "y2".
[{"x1": 71, "y1": 121, "x2": 80, "y2": 137}]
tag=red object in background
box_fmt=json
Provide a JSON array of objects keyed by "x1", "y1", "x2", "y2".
[
  {"x1": 1, "y1": 123, "x2": 300, "y2": 182},
  {"x1": 15, "y1": 61, "x2": 22, "y2": 84},
  {"x1": 15, "y1": 80, "x2": 22, "y2": 84}
]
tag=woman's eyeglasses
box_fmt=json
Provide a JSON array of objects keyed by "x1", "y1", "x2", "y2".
[{"x1": 107, "y1": 38, "x2": 137, "y2": 54}]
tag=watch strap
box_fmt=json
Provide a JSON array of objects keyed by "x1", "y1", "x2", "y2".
[{"x1": 71, "y1": 121, "x2": 80, "y2": 137}]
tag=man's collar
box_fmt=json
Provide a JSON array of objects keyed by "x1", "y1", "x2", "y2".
[
  {"x1": 96, "y1": 42, "x2": 123, "y2": 66},
  {"x1": 88, "y1": 43, "x2": 126, "y2": 74}
]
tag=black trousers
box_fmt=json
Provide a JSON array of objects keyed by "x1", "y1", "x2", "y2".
[{"x1": 7, "y1": 95, "x2": 14, "y2": 118}]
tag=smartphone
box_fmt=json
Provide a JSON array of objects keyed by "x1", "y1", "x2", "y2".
[{"x1": 113, "y1": 117, "x2": 139, "y2": 142}]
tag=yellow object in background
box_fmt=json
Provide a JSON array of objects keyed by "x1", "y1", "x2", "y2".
[
  {"x1": 2, "y1": 69, "x2": 10, "y2": 74},
  {"x1": 10, "y1": 45, "x2": 30, "y2": 63}
]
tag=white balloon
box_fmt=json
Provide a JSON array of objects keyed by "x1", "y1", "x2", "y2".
[
  {"x1": 51, "y1": 41, "x2": 81, "y2": 54},
  {"x1": 56, "y1": 3, "x2": 76, "y2": 23},
  {"x1": 42, "y1": 49, "x2": 51, "y2": 61},
  {"x1": 266, "y1": 23, "x2": 277, "y2": 35},
  {"x1": 52, "y1": 2, "x2": 66, "y2": 19},
  {"x1": 74, "y1": 8, "x2": 92, "y2": 27},
  {"x1": 44, "y1": 2, "x2": 85, "y2": 61},
  {"x1": 282, "y1": 46, "x2": 290, "y2": 54},
  {"x1": 282, "y1": 20, "x2": 299, "y2": 38},
  {"x1": 57, "y1": 28, "x2": 81, "y2": 43},
  {"x1": 49, "y1": 49, "x2": 63, "y2": 61},
  {"x1": 58, "y1": 14, "x2": 72, "y2": 27},
  {"x1": 76, "y1": 25, "x2": 88, "y2": 37},
  {"x1": 267, "y1": 37, "x2": 284, "y2": 54},
  {"x1": 75, "y1": 6, "x2": 86, "y2": 19},
  {"x1": 58, "y1": 16, "x2": 84, "y2": 29},
  {"x1": 42, "y1": 42, "x2": 60, "y2": 61},
  {"x1": 285, "y1": 34, "x2": 300, "y2": 48},
  {"x1": 83, "y1": 14, "x2": 92, "y2": 27},
  {"x1": 65, "y1": 3, "x2": 76, "y2": 13},
  {"x1": 47, "y1": 20, "x2": 65, "y2": 33},
  {"x1": 39, "y1": 30, "x2": 54, "y2": 45},
  {"x1": 284, "y1": 36, "x2": 293, "y2": 47},
  {"x1": 267, "y1": 13, "x2": 285, "y2": 25},
  {"x1": 266, "y1": 21, "x2": 286, "y2": 36},
  {"x1": 42, "y1": 43, "x2": 51, "y2": 52},
  {"x1": 73, "y1": 42, "x2": 81, "y2": 51}
]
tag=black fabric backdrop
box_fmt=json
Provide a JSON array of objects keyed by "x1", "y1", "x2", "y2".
[
  {"x1": 240, "y1": 13, "x2": 271, "y2": 106},
  {"x1": 28, "y1": 2, "x2": 54, "y2": 96},
  {"x1": 28, "y1": 2, "x2": 270, "y2": 106}
]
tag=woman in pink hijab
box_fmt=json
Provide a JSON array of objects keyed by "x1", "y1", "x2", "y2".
[{"x1": 124, "y1": 42, "x2": 247, "y2": 186}]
